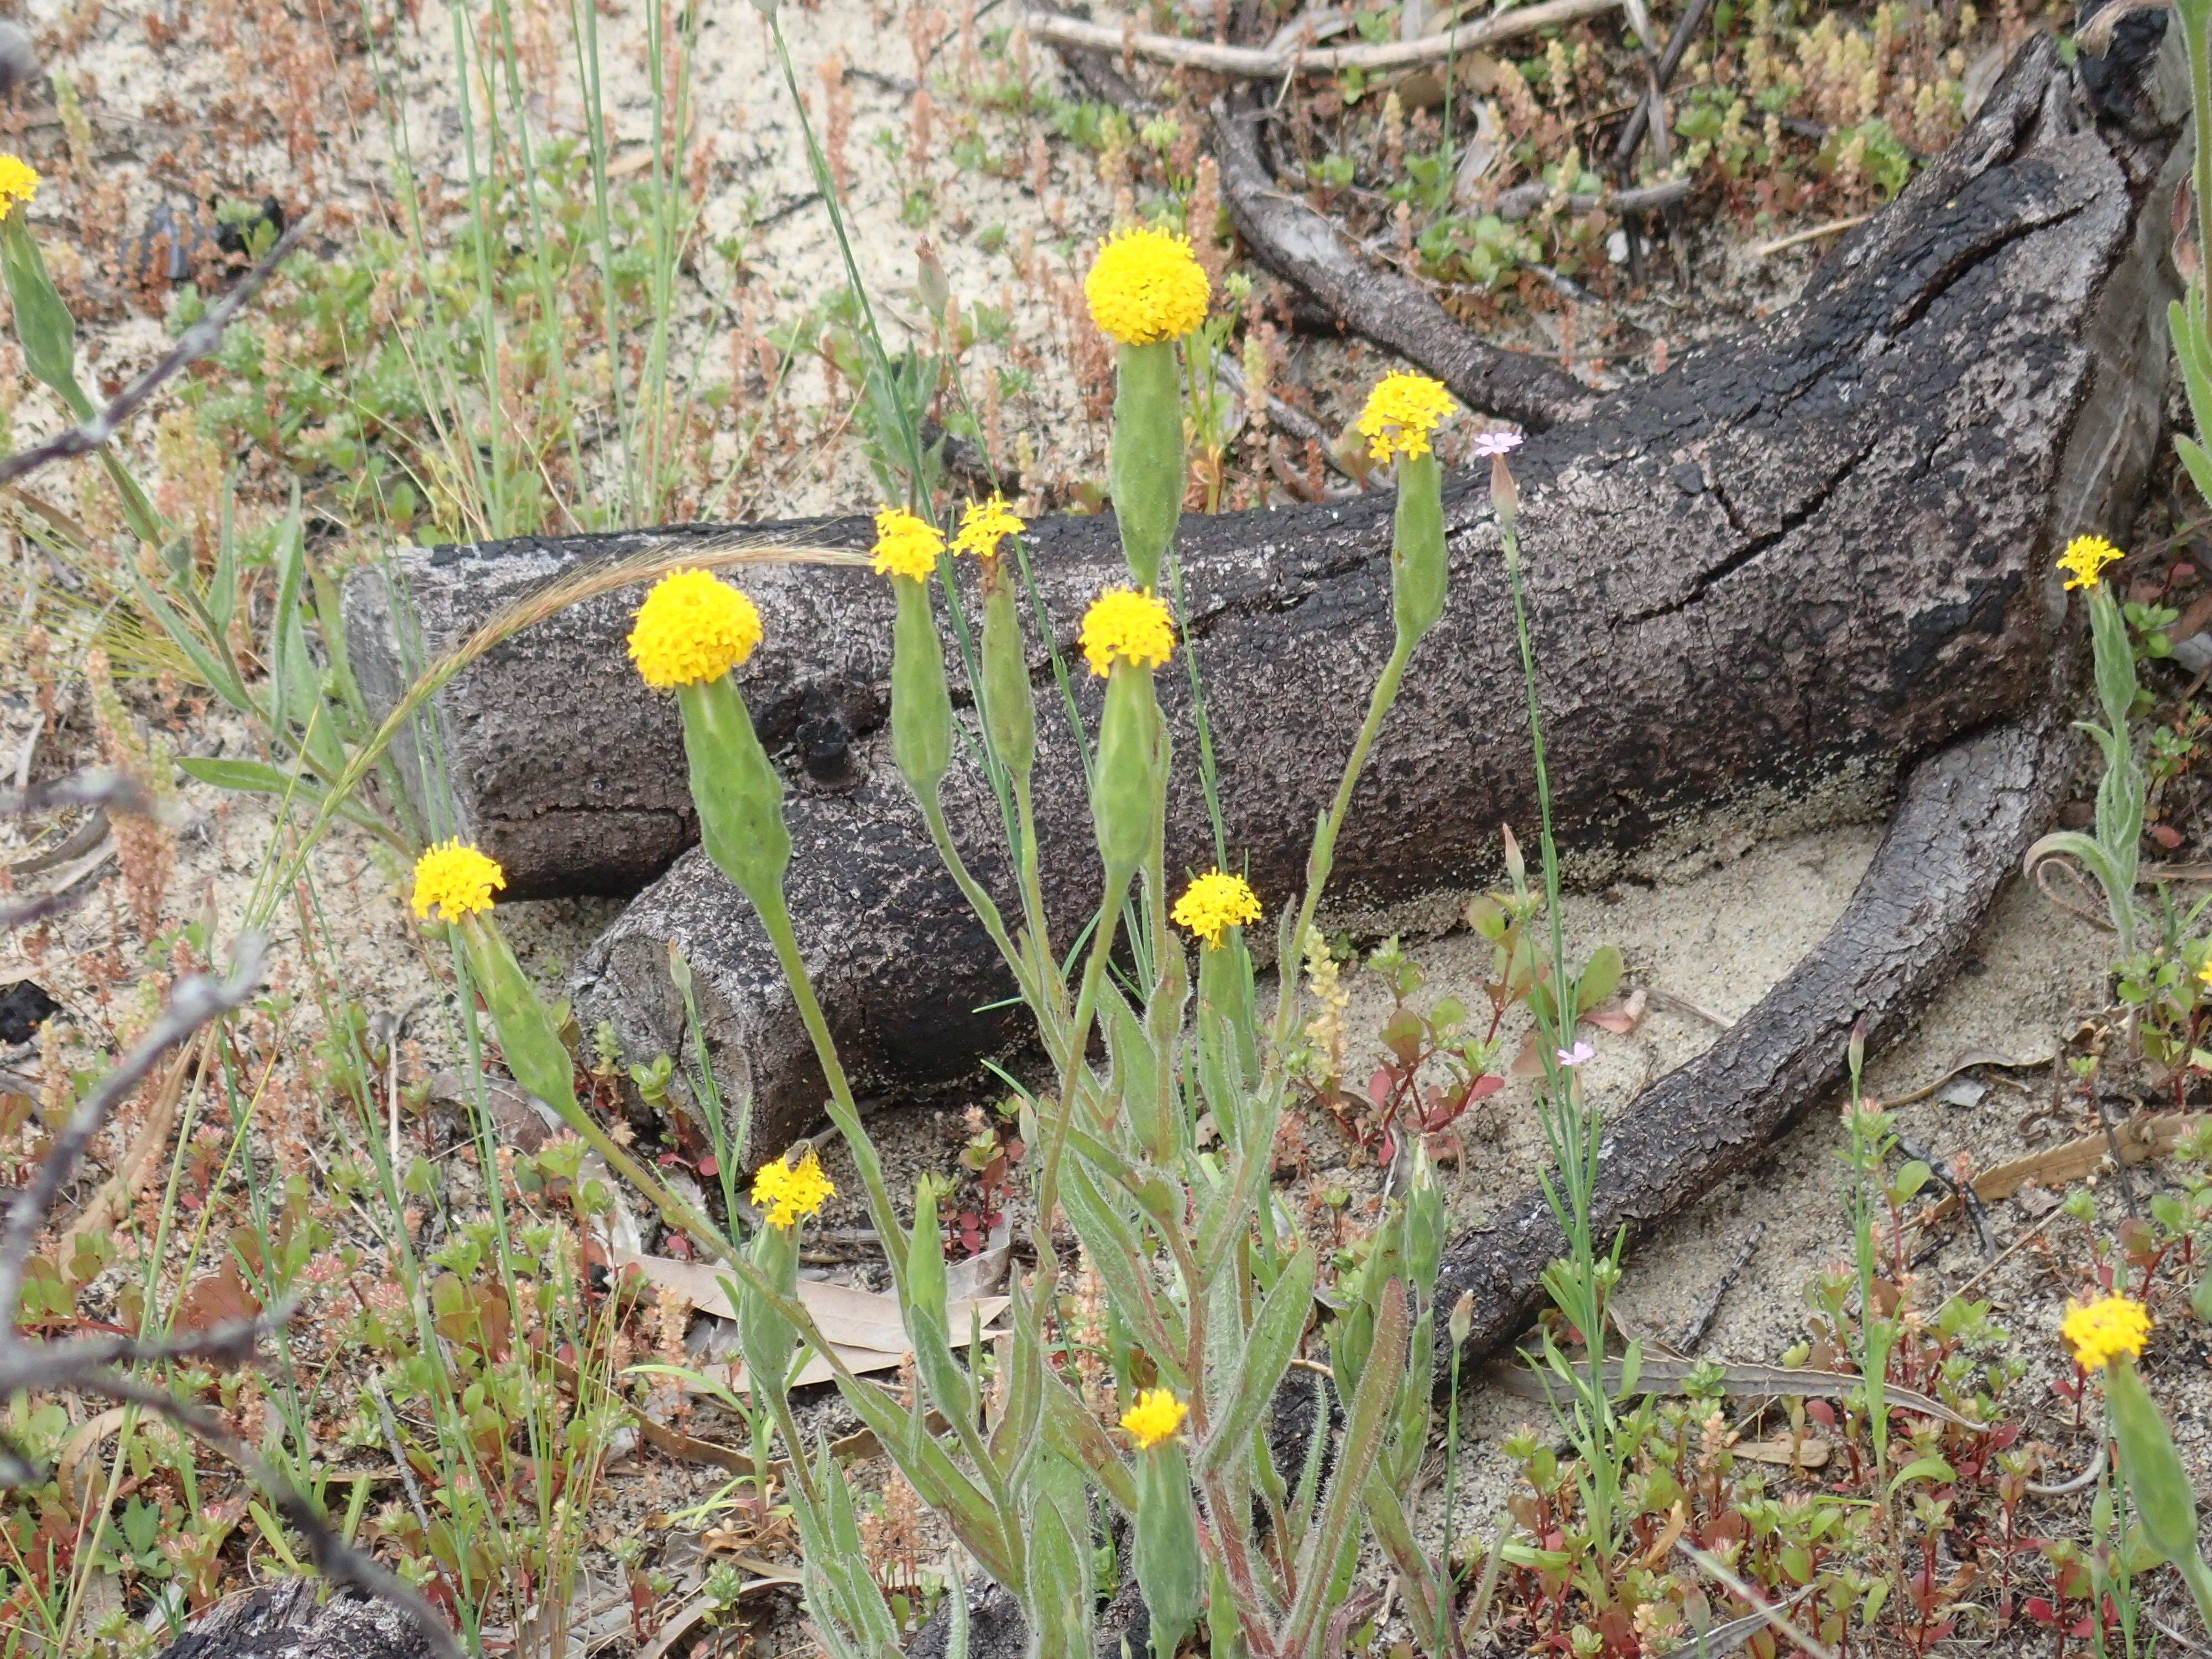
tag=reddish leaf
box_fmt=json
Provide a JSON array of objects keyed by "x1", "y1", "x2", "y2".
[
  {"x1": 2152, "y1": 822, "x2": 2186, "y2": 850},
  {"x1": 174, "y1": 1262, "x2": 260, "y2": 1336}
]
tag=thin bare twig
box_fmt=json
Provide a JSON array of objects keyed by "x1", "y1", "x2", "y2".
[
  {"x1": 1677, "y1": 1542, "x2": 1839, "y2": 1659},
  {"x1": 1023, "y1": 0, "x2": 1620, "y2": 79},
  {"x1": 0, "y1": 768, "x2": 152, "y2": 819},
  {"x1": 0, "y1": 216, "x2": 311, "y2": 490},
  {"x1": 0, "y1": 940, "x2": 267, "y2": 1324},
  {"x1": 1753, "y1": 213, "x2": 1872, "y2": 258},
  {"x1": 1610, "y1": 0, "x2": 1719, "y2": 171}
]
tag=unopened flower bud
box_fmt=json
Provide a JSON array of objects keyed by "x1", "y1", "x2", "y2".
[
  {"x1": 1450, "y1": 1289, "x2": 1475, "y2": 1348},
  {"x1": 1490, "y1": 451, "x2": 1519, "y2": 522}
]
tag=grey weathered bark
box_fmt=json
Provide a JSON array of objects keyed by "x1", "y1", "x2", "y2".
[
  {"x1": 341, "y1": 28, "x2": 2183, "y2": 1188},
  {"x1": 1208, "y1": 97, "x2": 1601, "y2": 430},
  {"x1": 153, "y1": 1580, "x2": 436, "y2": 1659},
  {"x1": 1437, "y1": 662, "x2": 2076, "y2": 1366}
]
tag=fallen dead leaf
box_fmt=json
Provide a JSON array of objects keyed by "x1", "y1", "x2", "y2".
[
  {"x1": 1637, "y1": 1499, "x2": 1687, "y2": 1569},
  {"x1": 1731, "y1": 1435, "x2": 1832, "y2": 1469},
  {"x1": 612, "y1": 1247, "x2": 1010, "y2": 1390},
  {"x1": 1585, "y1": 988, "x2": 1648, "y2": 1036},
  {"x1": 1923, "y1": 1112, "x2": 2204, "y2": 1224},
  {"x1": 1881, "y1": 1046, "x2": 2055, "y2": 1109}
]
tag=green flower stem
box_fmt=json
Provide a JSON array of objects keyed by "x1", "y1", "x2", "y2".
[
  {"x1": 764, "y1": 17, "x2": 930, "y2": 505},
  {"x1": 980, "y1": 561, "x2": 1060, "y2": 990},
  {"x1": 670, "y1": 670, "x2": 911, "y2": 1293},
  {"x1": 1501, "y1": 527, "x2": 1570, "y2": 1096},
  {"x1": 1503, "y1": 499, "x2": 1629, "y2": 1567},
  {"x1": 456, "y1": 914, "x2": 734, "y2": 1266},
  {"x1": 1039, "y1": 897, "x2": 1125, "y2": 1228},
  {"x1": 749, "y1": 879, "x2": 914, "y2": 1298},
  {"x1": 2181, "y1": 0, "x2": 2212, "y2": 335},
  {"x1": 1271, "y1": 631, "x2": 1415, "y2": 1047},
  {"x1": 917, "y1": 794, "x2": 1032, "y2": 1008},
  {"x1": 1844, "y1": 1045, "x2": 1898, "y2": 1579},
  {"x1": 1439, "y1": 1329, "x2": 1465, "y2": 1653},
  {"x1": 1012, "y1": 771, "x2": 1063, "y2": 1024}
]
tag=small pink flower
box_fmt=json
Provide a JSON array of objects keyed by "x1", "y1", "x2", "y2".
[
  {"x1": 1472, "y1": 431, "x2": 1525, "y2": 457},
  {"x1": 1556, "y1": 1040, "x2": 1595, "y2": 1068}
]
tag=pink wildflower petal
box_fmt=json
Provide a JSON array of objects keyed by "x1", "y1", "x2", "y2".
[
  {"x1": 1557, "y1": 1040, "x2": 1596, "y2": 1068},
  {"x1": 1472, "y1": 431, "x2": 1526, "y2": 456}
]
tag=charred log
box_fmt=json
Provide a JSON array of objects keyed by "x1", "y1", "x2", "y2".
[{"x1": 342, "y1": 34, "x2": 2180, "y2": 1345}]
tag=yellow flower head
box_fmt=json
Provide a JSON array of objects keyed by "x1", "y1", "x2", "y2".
[
  {"x1": 2200, "y1": 957, "x2": 2212, "y2": 991},
  {"x1": 2058, "y1": 534, "x2": 2124, "y2": 592},
  {"x1": 1084, "y1": 226, "x2": 1211, "y2": 346},
  {"x1": 628, "y1": 568, "x2": 764, "y2": 688},
  {"x1": 1119, "y1": 1387, "x2": 1187, "y2": 1449},
  {"x1": 1357, "y1": 372, "x2": 1455, "y2": 465},
  {"x1": 1079, "y1": 587, "x2": 1176, "y2": 677},
  {"x1": 1172, "y1": 869, "x2": 1262, "y2": 949},
  {"x1": 751, "y1": 1146, "x2": 837, "y2": 1229},
  {"x1": 2061, "y1": 1293, "x2": 2151, "y2": 1371},
  {"x1": 411, "y1": 839, "x2": 505, "y2": 922},
  {"x1": 872, "y1": 508, "x2": 945, "y2": 581},
  {"x1": 0, "y1": 155, "x2": 38, "y2": 217},
  {"x1": 952, "y1": 495, "x2": 1025, "y2": 560}
]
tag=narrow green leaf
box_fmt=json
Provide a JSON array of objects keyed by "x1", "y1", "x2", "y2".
[
  {"x1": 1284, "y1": 1279, "x2": 1409, "y2": 1654},
  {"x1": 1198, "y1": 1244, "x2": 1316, "y2": 1477}
]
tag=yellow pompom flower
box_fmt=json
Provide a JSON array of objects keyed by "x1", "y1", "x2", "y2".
[
  {"x1": 1085, "y1": 226, "x2": 1211, "y2": 346},
  {"x1": 751, "y1": 1146, "x2": 837, "y2": 1229},
  {"x1": 411, "y1": 840, "x2": 505, "y2": 922},
  {"x1": 952, "y1": 495, "x2": 1025, "y2": 560},
  {"x1": 2062, "y1": 1293, "x2": 2151, "y2": 1371},
  {"x1": 628, "y1": 568, "x2": 764, "y2": 688},
  {"x1": 872, "y1": 508, "x2": 945, "y2": 581},
  {"x1": 1357, "y1": 372, "x2": 1456, "y2": 465},
  {"x1": 1080, "y1": 587, "x2": 1176, "y2": 677},
  {"x1": 1172, "y1": 870, "x2": 1262, "y2": 948},
  {"x1": 2058, "y1": 534, "x2": 2124, "y2": 592},
  {"x1": 1119, "y1": 1387, "x2": 1188, "y2": 1449},
  {"x1": 0, "y1": 155, "x2": 38, "y2": 216}
]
